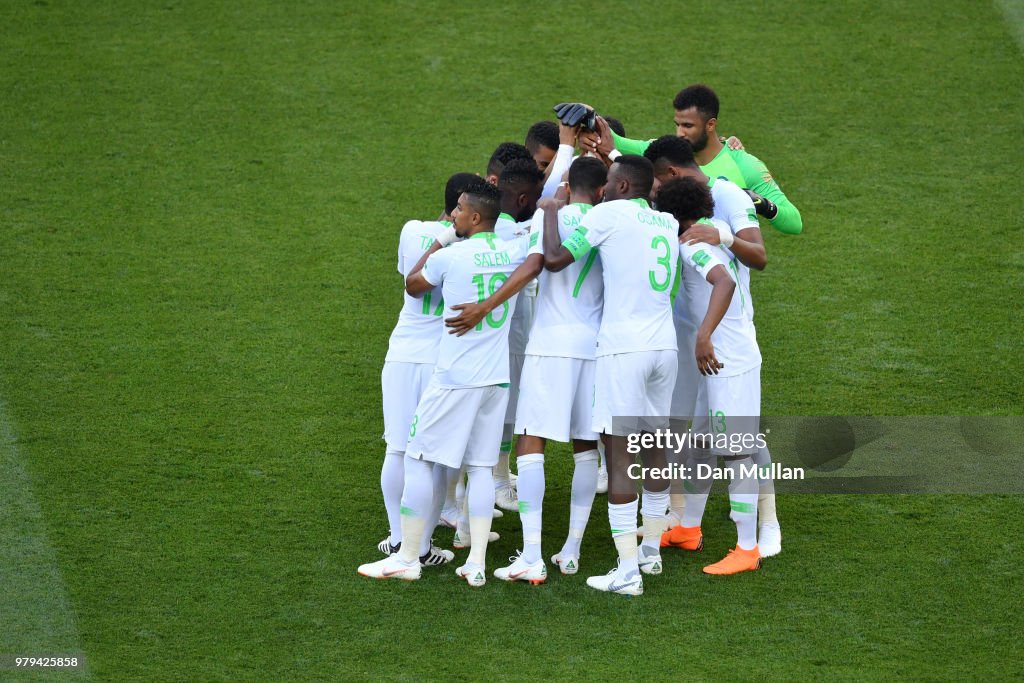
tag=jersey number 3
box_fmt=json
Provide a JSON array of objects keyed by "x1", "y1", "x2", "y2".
[{"x1": 649, "y1": 235, "x2": 673, "y2": 292}]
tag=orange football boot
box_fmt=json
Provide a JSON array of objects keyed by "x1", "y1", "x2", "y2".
[
  {"x1": 660, "y1": 525, "x2": 704, "y2": 550},
  {"x1": 703, "y1": 545, "x2": 761, "y2": 575}
]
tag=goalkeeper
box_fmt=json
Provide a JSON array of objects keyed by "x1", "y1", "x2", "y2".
[{"x1": 568, "y1": 84, "x2": 803, "y2": 235}]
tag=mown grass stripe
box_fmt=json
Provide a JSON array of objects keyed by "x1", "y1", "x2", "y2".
[{"x1": 0, "y1": 398, "x2": 90, "y2": 681}]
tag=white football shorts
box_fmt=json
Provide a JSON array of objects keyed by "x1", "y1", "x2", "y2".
[
  {"x1": 406, "y1": 379, "x2": 509, "y2": 469},
  {"x1": 691, "y1": 364, "x2": 761, "y2": 456},
  {"x1": 592, "y1": 349, "x2": 677, "y2": 436},
  {"x1": 381, "y1": 361, "x2": 435, "y2": 451},
  {"x1": 671, "y1": 322, "x2": 700, "y2": 420},
  {"x1": 514, "y1": 355, "x2": 598, "y2": 442}
]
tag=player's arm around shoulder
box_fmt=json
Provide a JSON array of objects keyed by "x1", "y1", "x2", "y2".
[
  {"x1": 734, "y1": 148, "x2": 804, "y2": 236},
  {"x1": 405, "y1": 239, "x2": 448, "y2": 296},
  {"x1": 538, "y1": 197, "x2": 582, "y2": 272}
]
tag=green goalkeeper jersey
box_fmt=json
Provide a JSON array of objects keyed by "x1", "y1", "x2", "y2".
[{"x1": 610, "y1": 131, "x2": 803, "y2": 235}]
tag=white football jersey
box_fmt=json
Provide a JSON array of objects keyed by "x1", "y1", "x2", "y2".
[
  {"x1": 385, "y1": 219, "x2": 447, "y2": 363},
  {"x1": 525, "y1": 204, "x2": 603, "y2": 359},
  {"x1": 679, "y1": 217, "x2": 761, "y2": 377},
  {"x1": 495, "y1": 212, "x2": 538, "y2": 355},
  {"x1": 565, "y1": 198, "x2": 679, "y2": 357},
  {"x1": 421, "y1": 232, "x2": 531, "y2": 388},
  {"x1": 673, "y1": 180, "x2": 760, "y2": 330},
  {"x1": 710, "y1": 178, "x2": 759, "y2": 320},
  {"x1": 710, "y1": 177, "x2": 759, "y2": 238}
]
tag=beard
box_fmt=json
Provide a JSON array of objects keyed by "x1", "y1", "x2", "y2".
[{"x1": 690, "y1": 128, "x2": 709, "y2": 153}]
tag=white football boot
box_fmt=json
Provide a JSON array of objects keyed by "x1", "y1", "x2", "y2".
[
  {"x1": 494, "y1": 551, "x2": 547, "y2": 584},
  {"x1": 586, "y1": 564, "x2": 643, "y2": 596},
  {"x1": 550, "y1": 552, "x2": 579, "y2": 575},
  {"x1": 455, "y1": 563, "x2": 487, "y2": 587},
  {"x1": 357, "y1": 555, "x2": 421, "y2": 581}
]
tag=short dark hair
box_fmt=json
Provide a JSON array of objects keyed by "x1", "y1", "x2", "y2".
[
  {"x1": 498, "y1": 158, "x2": 545, "y2": 193},
  {"x1": 462, "y1": 177, "x2": 501, "y2": 221},
  {"x1": 643, "y1": 135, "x2": 697, "y2": 168},
  {"x1": 655, "y1": 176, "x2": 714, "y2": 225},
  {"x1": 672, "y1": 84, "x2": 720, "y2": 120},
  {"x1": 525, "y1": 120, "x2": 559, "y2": 153},
  {"x1": 444, "y1": 172, "x2": 479, "y2": 215},
  {"x1": 568, "y1": 156, "x2": 608, "y2": 194},
  {"x1": 612, "y1": 154, "x2": 655, "y2": 199},
  {"x1": 604, "y1": 116, "x2": 626, "y2": 137},
  {"x1": 486, "y1": 142, "x2": 533, "y2": 178}
]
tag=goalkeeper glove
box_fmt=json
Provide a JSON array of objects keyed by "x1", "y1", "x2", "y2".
[
  {"x1": 743, "y1": 189, "x2": 779, "y2": 220},
  {"x1": 552, "y1": 102, "x2": 596, "y2": 130}
]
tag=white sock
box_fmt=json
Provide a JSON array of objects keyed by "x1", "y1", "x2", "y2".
[
  {"x1": 441, "y1": 464, "x2": 460, "y2": 516},
  {"x1": 681, "y1": 449, "x2": 713, "y2": 528},
  {"x1": 420, "y1": 463, "x2": 449, "y2": 556},
  {"x1": 455, "y1": 466, "x2": 466, "y2": 509},
  {"x1": 493, "y1": 426, "x2": 513, "y2": 487},
  {"x1": 754, "y1": 445, "x2": 779, "y2": 525},
  {"x1": 398, "y1": 457, "x2": 434, "y2": 563},
  {"x1": 516, "y1": 453, "x2": 544, "y2": 563},
  {"x1": 562, "y1": 449, "x2": 598, "y2": 558},
  {"x1": 640, "y1": 488, "x2": 669, "y2": 555},
  {"x1": 466, "y1": 465, "x2": 495, "y2": 567},
  {"x1": 667, "y1": 445, "x2": 688, "y2": 520},
  {"x1": 727, "y1": 456, "x2": 758, "y2": 550},
  {"x1": 381, "y1": 448, "x2": 405, "y2": 545},
  {"x1": 609, "y1": 499, "x2": 639, "y2": 574},
  {"x1": 457, "y1": 497, "x2": 470, "y2": 539}
]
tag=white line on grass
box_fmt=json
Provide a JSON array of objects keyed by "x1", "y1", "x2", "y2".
[
  {"x1": 0, "y1": 397, "x2": 91, "y2": 680},
  {"x1": 995, "y1": 0, "x2": 1024, "y2": 51}
]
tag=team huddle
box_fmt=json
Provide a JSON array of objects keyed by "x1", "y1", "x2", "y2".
[{"x1": 359, "y1": 84, "x2": 803, "y2": 595}]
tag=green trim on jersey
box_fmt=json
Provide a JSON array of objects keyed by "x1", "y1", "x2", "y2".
[
  {"x1": 498, "y1": 212, "x2": 516, "y2": 223},
  {"x1": 469, "y1": 231, "x2": 499, "y2": 249},
  {"x1": 628, "y1": 197, "x2": 650, "y2": 208},
  {"x1": 571, "y1": 202, "x2": 593, "y2": 214},
  {"x1": 573, "y1": 250, "x2": 600, "y2": 298},
  {"x1": 440, "y1": 220, "x2": 452, "y2": 227}
]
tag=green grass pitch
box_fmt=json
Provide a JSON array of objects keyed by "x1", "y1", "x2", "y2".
[{"x1": 1, "y1": 1, "x2": 1022, "y2": 680}]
